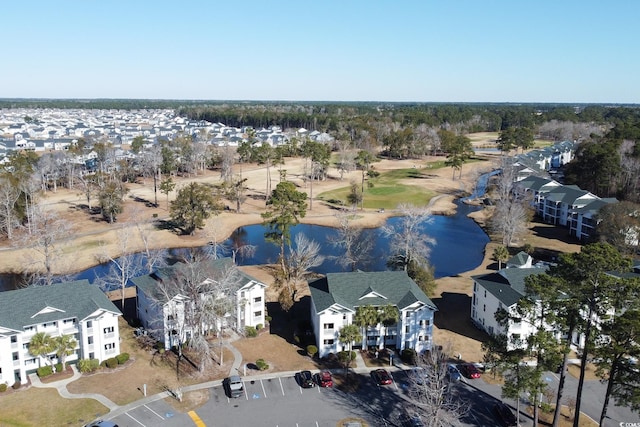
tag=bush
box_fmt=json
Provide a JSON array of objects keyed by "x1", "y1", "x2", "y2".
[
  {"x1": 116, "y1": 353, "x2": 130, "y2": 364},
  {"x1": 105, "y1": 357, "x2": 118, "y2": 369},
  {"x1": 37, "y1": 365, "x2": 53, "y2": 378},
  {"x1": 256, "y1": 323, "x2": 263, "y2": 331},
  {"x1": 0, "y1": 383, "x2": 7, "y2": 392},
  {"x1": 306, "y1": 345, "x2": 318, "y2": 358},
  {"x1": 78, "y1": 358, "x2": 100, "y2": 373},
  {"x1": 245, "y1": 326, "x2": 258, "y2": 337},
  {"x1": 54, "y1": 363, "x2": 63, "y2": 373},
  {"x1": 401, "y1": 348, "x2": 417, "y2": 364},
  {"x1": 256, "y1": 358, "x2": 269, "y2": 370},
  {"x1": 12, "y1": 381, "x2": 21, "y2": 390},
  {"x1": 337, "y1": 351, "x2": 356, "y2": 367},
  {"x1": 265, "y1": 316, "x2": 272, "y2": 323}
]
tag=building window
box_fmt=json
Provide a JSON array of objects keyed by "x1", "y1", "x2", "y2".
[
  {"x1": 24, "y1": 326, "x2": 34, "y2": 332},
  {"x1": 484, "y1": 290, "x2": 487, "y2": 298},
  {"x1": 86, "y1": 321, "x2": 92, "y2": 328},
  {"x1": 88, "y1": 336, "x2": 93, "y2": 344},
  {"x1": 241, "y1": 291, "x2": 245, "y2": 298},
  {"x1": 405, "y1": 325, "x2": 410, "y2": 333},
  {"x1": 253, "y1": 311, "x2": 262, "y2": 318},
  {"x1": 418, "y1": 336, "x2": 424, "y2": 342},
  {"x1": 483, "y1": 304, "x2": 486, "y2": 312},
  {"x1": 473, "y1": 282, "x2": 477, "y2": 292},
  {"x1": 103, "y1": 326, "x2": 114, "y2": 334},
  {"x1": 323, "y1": 339, "x2": 334, "y2": 345},
  {"x1": 10, "y1": 335, "x2": 17, "y2": 343},
  {"x1": 13, "y1": 352, "x2": 19, "y2": 361},
  {"x1": 253, "y1": 296, "x2": 262, "y2": 303},
  {"x1": 323, "y1": 323, "x2": 334, "y2": 330},
  {"x1": 105, "y1": 343, "x2": 115, "y2": 350},
  {"x1": 167, "y1": 315, "x2": 174, "y2": 321},
  {"x1": 89, "y1": 352, "x2": 94, "y2": 360}
]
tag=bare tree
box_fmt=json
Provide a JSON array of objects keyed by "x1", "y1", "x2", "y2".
[
  {"x1": 285, "y1": 233, "x2": 325, "y2": 301},
  {"x1": 405, "y1": 344, "x2": 468, "y2": 427},
  {"x1": 382, "y1": 203, "x2": 435, "y2": 271},
  {"x1": 16, "y1": 203, "x2": 73, "y2": 286},
  {"x1": 219, "y1": 144, "x2": 235, "y2": 183},
  {"x1": 328, "y1": 211, "x2": 373, "y2": 271},
  {"x1": 95, "y1": 224, "x2": 144, "y2": 308},
  {"x1": 0, "y1": 176, "x2": 20, "y2": 240},
  {"x1": 490, "y1": 197, "x2": 532, "y2": 247}
]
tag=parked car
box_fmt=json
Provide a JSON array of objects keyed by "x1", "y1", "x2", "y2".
[
  {"x1": 446, "y1": 364, "x2": 462, "y2": 382},
  {"x1": 409, "y1": 367, "x2": 428, "y2": 385},
  {"x1": 371, "y1": 368, "x2": 393, "y2": 385},
  {"x1": 223, "y1": 375, "x2": 244, "y2": 398},
  {"x1": 457, "y1": 363, "x2": 481, "y2": 379},
  {"x1": 296, "y1": 370, "x2": 315, "y2": 388},
  {"x1": 493, "y1": 402, "x2": 518, "y2": 426},
  {"x1": 85, "y1": 421, "x2": 119, "y2": 427},
  {"x1": 316, "y1": 370, "x2": 333, "y2": 387}
]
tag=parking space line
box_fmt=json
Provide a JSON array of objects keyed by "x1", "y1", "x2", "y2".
[
  {"x1": 144, "y1": 404, "x2": 165, "y2": 420},
  {"x1": 126, "y1": 412, "x2": 146, "y2": 426},
  {"x1": 278, "y1": 377, "x2": 285, "y2": 396},
  {"x1": 188, "y1": 410, "x2": 206, "y2": 427},
  {"x1": 260, "y1": 378, "x2": 268, "y2": 398}
]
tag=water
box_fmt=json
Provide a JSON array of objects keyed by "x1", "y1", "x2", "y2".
[{"x1": 0, "y1": 172, "x2": 496, "y2": 290}]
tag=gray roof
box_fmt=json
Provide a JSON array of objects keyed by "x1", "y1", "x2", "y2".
[
  {"x1": 545, "y1": 185, "x2": 591, "y2": 204},
  {"x1": 506, "y1": 251, "x2": 531, "y2": 268},
  {"x1": 309, "y1": 271, "x2": 437, "y2": 314},
  {"x1": 0, "y1": 280, "x2": 121, "y2": 332},
  {"x1": 132, "y1": 257, "x2": 262, "y2": 302},
  {"x1": 472, "y1": 268, "x2": 547, "y2": 307},
  {"x1": 572, "y1": 198, "x2": 617, "y2": 215},
  {"x1": 516, "y1": 175, "x2": 559, "y2": 192}
]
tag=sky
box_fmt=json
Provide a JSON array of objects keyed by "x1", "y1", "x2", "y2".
[{"x1": 3, "y1": 1, "x2": 639, "y2": 104}]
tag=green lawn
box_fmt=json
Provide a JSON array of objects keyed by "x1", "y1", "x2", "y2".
[
  {"x1": 318, "y1": 168, "x2": 437, "y2": 210},
  {"x1": 0, "y1": 387, "x2": 108, "y2": 427}
]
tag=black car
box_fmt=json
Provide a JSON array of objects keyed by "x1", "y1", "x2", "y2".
[
  {"x1": 493, "y1": 402, "x2": 517, "y2": 427},
  {"x1": 296, "y1": 370, "x2": 315, "y2": 388}
]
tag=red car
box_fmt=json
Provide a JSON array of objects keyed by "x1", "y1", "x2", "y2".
[
  {"x1": 316, "y1": 371, "x2": 333, "y2": 387},
  {"x1": 458, "y1": 363, "x2": 481, "y2": 379},
  {"x1": 372, "y1": 368, "x2": 393, "y2": 385}
]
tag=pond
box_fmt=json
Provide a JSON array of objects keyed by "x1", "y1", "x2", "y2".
[{"x1": 0, "y1": 171, "x2": 498, "y2": 291}]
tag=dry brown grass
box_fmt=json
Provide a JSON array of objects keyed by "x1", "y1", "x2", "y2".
[
  {"x1": 232, "y1": 331, "x2": 317, "y2": 374},
  {"x1": 532, "y1": 405, "x2": 598, "y2": 427},
  {"x1": 67, "y1": 318, "x2": 234, "y2": 405}
]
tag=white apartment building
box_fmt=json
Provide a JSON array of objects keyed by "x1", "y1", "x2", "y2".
[{"x1": 0, "y1": 280, "x2": 121, "y2": 386}]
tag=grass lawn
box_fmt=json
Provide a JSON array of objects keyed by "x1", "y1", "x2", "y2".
[
  {"x1": 317, "y1": 168, "x2": 437, "y2": 210},
  {"x1": 0, "y1": 387, "x2": 108, "y2": 427}
]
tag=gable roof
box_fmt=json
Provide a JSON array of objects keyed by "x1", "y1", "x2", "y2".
[
  {"x1": 309, "y1": 271, "x2": 437, "y2": 314},
  {"x1": 506, "y1": 251, "x2": 532, "y2": 268},
  {"x1": 0, "y1": 280, "x2": 121, "y2": 332},
  {"x1": 472, "y1": 268, "x2": 547, "y2": 307},
  {"x1": 133, "y1": 257, "x2": 263, "y2": 302}
]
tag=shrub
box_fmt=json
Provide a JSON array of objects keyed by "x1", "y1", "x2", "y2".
[
  {"x1": 337, "y1": 351, "x2": 356, "y2": 367},
  {"x1": 78, "y1": 358, "x2": 100, "y2": 373},
  {"x1": 306, "y1": 345, "x2": 318, "y2": 358},
  {"x1": 256, "y1": 323, "x2": 263, "y2": 331},
  {"x1": 256, "y1": 358, "x2": 269, "y2": 370},
  {"x1": 245, "y1": 326, "x2": 258, "y2": 337},
  {"x1": 105, "y1": 357, "x2": 118, "y2": 369},
  {"x1": 12, "y1": 381, "x2": 21, "y2": 390},
  {"x1": 116, "y1": 353, "x2": 130, "y2": 364},
  {"x1": 0, "y1": 383, "x2": 7, "y2": 392},
  {"x1": 265, "y1": 316, "x2": 272, "y2": 323},
  {"x1": 401, "y1": 348, "x2": 417, "y2": 364},
  {"x1": 54, "y1": 363, "x2": 63, "y2": 373},
  {"x1": 37, "y1": 365, "x2": 53, "y2": 378}
]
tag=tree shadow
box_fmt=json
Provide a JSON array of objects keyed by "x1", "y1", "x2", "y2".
[{"x1": 432, "y1": 292, "x2": 491, "y2": 342}]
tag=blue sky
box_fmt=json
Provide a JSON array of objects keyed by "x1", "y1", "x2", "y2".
[{"x1": 3, "y1": 1, "x2": 639, "y2": 103}]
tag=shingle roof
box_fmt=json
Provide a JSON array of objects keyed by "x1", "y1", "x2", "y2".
[
  {"x1": 132, "y1": 257, "x2": 263, "y2": 302},
  {"x1": 472, "y1": 268, "x2": 547, "y2": 307},
  {"x1": 545, "y1": 186, "x2": 591, "y2": 204},
  {"x1": 0, "y1": 280, "x2": 121, "y2": 331},
  {"x1": 516, "y1": 176, "x2": 559, "y2": 192},
  {"x1": 506, "y1": 251, "x2": 531, "y2": 268},
  {"x1": 308, "y1": 271, "x2": 437, "y2": 314}
]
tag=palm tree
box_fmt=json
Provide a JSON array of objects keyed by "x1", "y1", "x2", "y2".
[
  {"x1": 338, "y1": 324, "x2": 362, "y2": 379},
  {"x1": 354, "y1": 305, "x2": 378, "y2": 350},
  {"x1": 53, "y1": 334, "x2": 77, "y2": 371},
  {"x1": 378, "y1": 304, "x2": 399, "y2": 349},
  {"x1": 492, "y1": 245, "x2": 509, "y2": 270},
  {"x1": 29, "y1": 332, "x2": 55, "y2": 367}
]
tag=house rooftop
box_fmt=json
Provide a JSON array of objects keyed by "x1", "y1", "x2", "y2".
[
  {"x1": 472, "y1": 268, "x2": 547, "y2": 307},
  {"x1": 0, "y1": 280, "x2": 121, "y2": 332},
  {"x1": 309, "y1": 271, "x2": 437, "y2": 313}
]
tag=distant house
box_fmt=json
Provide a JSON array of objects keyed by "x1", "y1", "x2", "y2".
[
  {"x1": 309, "y1": 271, "x2": 437, "y2": 358},
  {"x1": 133, "y1": 258, "x2": 266, "y2": 350},
  {"x1": 0, "y1": 280, "x2": 122, "y2": 386},
  {"x1": 506, "y1": 251, "x2": 533, "y2": 269}
]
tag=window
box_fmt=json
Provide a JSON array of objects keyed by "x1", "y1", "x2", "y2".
[
  {"x1": 88, "y1": 336, "x2": 93, "y2": 345},
  {"x1": 483, "y1": 304, "x2": 486, "y2": 312},
  {"x1": 405, "y1": 325, "x2": 410, "y2": 333},
  {"x1": 323, "y1": 339, "x2": 334, "y2": 345},
  {"x1": 105, "y1": 343, "x2": 115, "y2": 350},
  {"x1": 13, "y1": 352, "x2": 19, "y2": 361},
  {"x1": 241, "y1": 291, "x2": 245, "y2": 298},
  {"x1": 24, "y1": 326, "x2": 34, "y2": 332},
  {"x1": 343, "y1": 314, "x2": 347, "y2": 320},
  {"x1": 86, "y1": 321, "x2": 92, "y2": 328},
  {"x1": 484, "y1": 290, "x2": 487, "y2": 298},
  {"x1": 323, "y1": 323, "x2": 334, "y2": 330},
  {"x1": 253, "y1": 311, "x2": 262, "y2": 318},
  {"x1": 89, "y1": 352, "x2": 94, "y2": 360},
  {"x1": 418, "y1": 336, "x2": 424, "y2": 342},
  {"x1": 253, "y1": 296, "x2": 262, "y2": 303},
  {"x1": 473, "y1": 282, "x2": 477, "y2": 292},
  {"x1": 103, "y1": 326, "x2": 114, "y2": 334},
  {"x1": 10, "y1": 335, "x2": 17, "y2": 343},
  {"x1": 167, "y1": 315, "x2": 174, "y2": 321}
]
